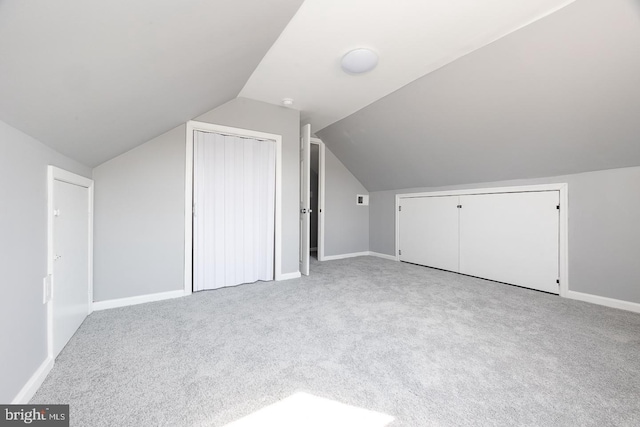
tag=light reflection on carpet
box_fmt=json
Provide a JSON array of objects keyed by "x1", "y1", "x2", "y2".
[{"x1": 224, "y1": 392, "x2": 395, "y2": 427}]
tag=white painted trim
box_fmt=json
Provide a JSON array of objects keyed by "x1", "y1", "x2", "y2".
[
  {"x1": 368, "y1": 251, "x2": 398, "y2": 261},
  {"x1": 311, "y1": 138, "x2": 326, "y2": 262},
  {"x1": 558, "y1": 184, "x2": 569, "y2": 298},
  {"x1": 47, "y1": 166, "x2": 94, "y2": 360},
  {"x1": 394, "y1": 196, "x2": 401, "y2": 262},
  {"x1": 92, "y1": 290, "x2": 185, "y2": 311},
  {"x1": 323, "y1": 251, "x2": 370, "y2": 261},
  {"x1": 395, "y1": 183, "x2": 569, "y2": 296},
  {"x1": 566, "y1": 291, "x2": 640, "y2": 314},
  {"x1": 184, "y1": 124, "x2": 193, "y2": 295},
  {"x1": 185, "y1": 121, "x2": 284, "y2": 289},
  {"x1": 277, "y1": 271, "x2": 302, "y2": 281},
  {"x1": 11, "y1": 356, "x2": 54, "y2": 404},
  {"x1": 396, "y1": 183, "x2": 569, "y2": 199}
]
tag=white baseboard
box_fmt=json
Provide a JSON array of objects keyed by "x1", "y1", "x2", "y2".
[
  {"x1": 92, "y1": 289, "x2": 185, "y2": 311},
  {"x1": 565, "y1": 290, "x2": 640, "y2": 313},
  {"x1": 368, "y1": 251, "x2": 398, "y2": 261},
  {"x1": 323, "y1": 251, "x2": 370, "y2": 261},
  {"x1": 277, "y1": 271, "x2": 301, "y2": 281},
  {"x1": 12, "y1": 356, "x2": 54, "y2": 404}
]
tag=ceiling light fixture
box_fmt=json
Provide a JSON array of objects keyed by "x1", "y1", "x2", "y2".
[
  {"x1": 282, "y1": 98, "x2": 294, "y2": 107},
  {"x1": 341, "y1": 48, "x2": 378, "y2": 74}
]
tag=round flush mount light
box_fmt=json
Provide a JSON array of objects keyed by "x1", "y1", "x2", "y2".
[
  {"x1": 341, "y1": 48, "x2": 378, "y2": 74},
  {"x1": 281, "y1": 98, "x2": 294, "y2": 107}
]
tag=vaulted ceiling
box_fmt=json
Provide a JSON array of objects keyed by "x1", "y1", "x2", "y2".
[
  {"x1": 240, "y1": 0, "x2": 577, "y2": 132},
  {"x1": 0, "y1": 0, "x2": 304, "y2": 166},
  {"x1": 2, "y1": 0, "x2": 639, "y2": 190},
  {"x1": 317, "y1": 0, "x2": 640, "y2": 190}
]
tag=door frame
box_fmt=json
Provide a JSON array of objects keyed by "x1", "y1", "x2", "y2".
[
  {"x1": 184, "y1": 120, "x2": 283, "y2": 295},
  {"x1": 300, "y1": 124, "x2": 311, "y2": 275},
  {"x1": 395, "y1": 183, "x2": 568, "y2": 296},
  {"x1": 310, "y1": 137, "x2": 326, "y2": 261},
  {"x1": 46, "y1": 166, "x2": 94, "y2": 359}
]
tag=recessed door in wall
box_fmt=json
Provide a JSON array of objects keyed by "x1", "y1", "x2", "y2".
[
  {"x1": 396, "y1": 186, "x2": 564, "y2": 295},
  {"x1": 399, "y1": 196, "x2": 459, "y2": 272},
  {"x1": 459, "y1": 191, "x2": 560, "y2": 294},
  {"x1": 48, "y1": 167, "x2": 93, "y2": 359}
]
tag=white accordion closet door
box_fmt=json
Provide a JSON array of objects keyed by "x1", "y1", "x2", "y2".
[{"x1": 193, "y1": 131, "x2": 276, "y2": 291}]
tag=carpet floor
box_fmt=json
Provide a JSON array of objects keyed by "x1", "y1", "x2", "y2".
[{"x1": 32, "y1": 257, "x2": 640, "y2": 426}]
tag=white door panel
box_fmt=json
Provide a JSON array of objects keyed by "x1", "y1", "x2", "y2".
[
  {"x1": 399, "y1": 196, "x2": 459, "y2": 272},
  {"x1": 52, "y1": 180, "x2": 90, "y2": 357},
  {"x1": 299, "y1": 124, "x2": 311, "y2": 276},
  {"x1": 192, "y1": 132, "x2": 276, "y2": 290},
  {"x1": 459, "y1": 191, "x2": 559, "y2": 294}
]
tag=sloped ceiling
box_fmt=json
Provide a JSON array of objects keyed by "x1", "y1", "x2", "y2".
[
  {"x1": 0, "y1": 0, "x2": 303, "y2": 167},
  {"x1": 2, "y1": 0, "x2": 638, "y2": 184},
  {"x1": 317, "y1": 0, "x2": 640, "y2": 191},
  {"x1": 240, "y1": 0, "x2": 576, "y2": 132}
]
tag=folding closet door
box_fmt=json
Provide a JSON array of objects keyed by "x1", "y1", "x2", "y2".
[
  {"x1": 458, "y1": 191, "x2": 560, "y2": 294},
  {"x1": 399, "y1": 196, "x2": 459, "y2": 272},
  {"x1": 193, "y1": 131, "x2": 276, "y2": 291}
]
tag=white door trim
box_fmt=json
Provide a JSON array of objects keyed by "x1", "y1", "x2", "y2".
[
  {"x1": 300, "y1": 125, "x2": 311, "y2": 275},
  {"x1": 395, "y1": 183, "x2": 569, "y2": 297},
  {"x1": 46, "y1": 166, "x2": 94, "y2": 359},
  {"x1": 184, "y1": 120, "x2": 283, "y2": 295},
  {"x1": 310, "y1": 137, "x2": 326, "y2": 262}
]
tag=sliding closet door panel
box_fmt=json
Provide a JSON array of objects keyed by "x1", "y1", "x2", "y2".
[
  {"x1": 399, "y1": 196, "x2": 459, "y2": 272},
  {"x1": 459, "y1": 191, "x2": 559, "y2": 294},
  {"x1": 193, "y1": 131, "x2": 275, "y2": 291}
]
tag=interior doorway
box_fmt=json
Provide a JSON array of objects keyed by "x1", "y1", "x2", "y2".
[
  {"x1": 300, "y1": 128, "x2": 326, "y2": 273},
  {"x1": 309, "y1": 138, "x2": 325, "y2": 262}
]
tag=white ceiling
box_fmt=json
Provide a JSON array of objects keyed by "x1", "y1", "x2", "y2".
[{"x1": 240, "y1": 0, "x2": 577, "y2": 133}]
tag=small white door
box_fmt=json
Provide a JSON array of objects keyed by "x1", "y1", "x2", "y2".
[
  {"x1": 399, "y1": 196, "x2": 459, "y2": 272},
  {"x1": 52, "y1": 180, "x2": 90, "y2": 357},
  {"x1": 459, "y1": 191, "x2": 560, "y2": 294},
  {"x1": 299, "y1": 124, "x2": 311, "y2": 276}
]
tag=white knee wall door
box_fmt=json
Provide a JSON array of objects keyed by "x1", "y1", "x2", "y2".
[{"x1": 399, "y1": 190, "x2": 560, "y2": 294}]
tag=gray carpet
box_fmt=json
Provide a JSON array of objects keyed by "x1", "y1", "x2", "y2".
[{"x1": 32, "y1": 257, "x2": 640, "y2": 426}]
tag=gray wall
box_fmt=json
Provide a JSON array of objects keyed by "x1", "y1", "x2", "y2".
[
  {"x1": 0, "y1": 120, "x2": 91, "y2": 402},
  {"x1": 324, "y1": 147, "x2": 369, "y2": 256},
  {"x1": 369, "y1": 166, "x2": 640, "y2": 304},
  {"x1": 93, "y1": 98, "x2": 300, "y2": 301},
  {"x1": 93, "y1": 126, "x2": 185, "y2": 301}
]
